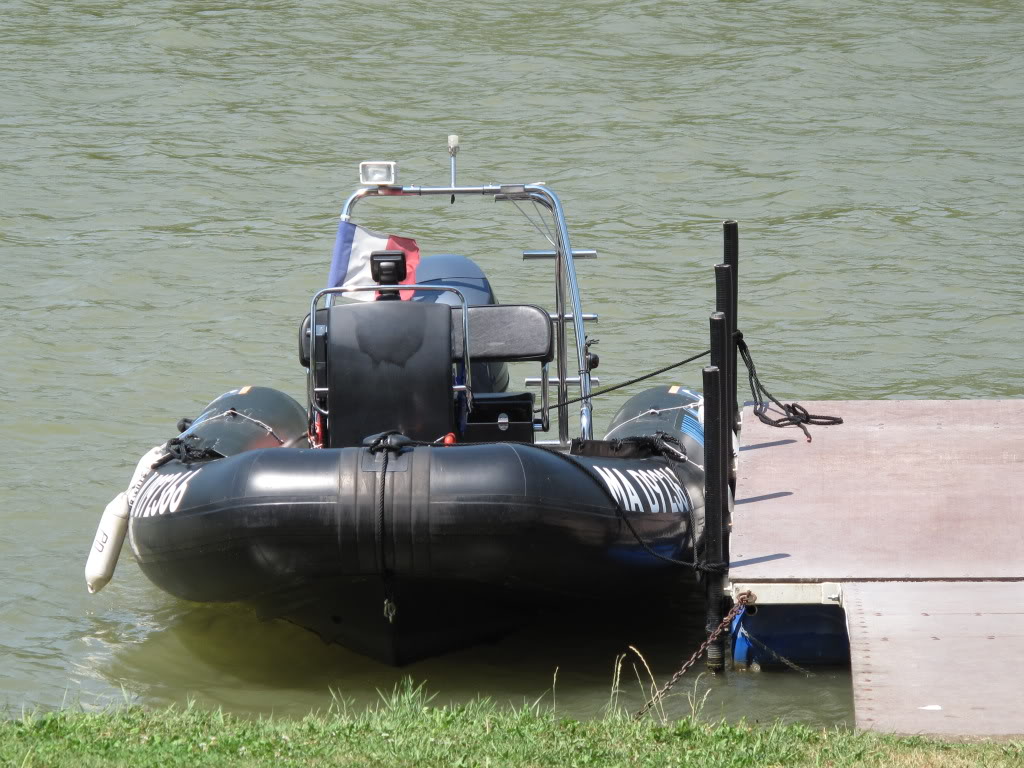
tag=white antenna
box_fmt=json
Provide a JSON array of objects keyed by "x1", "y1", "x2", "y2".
[{"x1": 448, "y1": 135, "x2": 459, "y2": 203}]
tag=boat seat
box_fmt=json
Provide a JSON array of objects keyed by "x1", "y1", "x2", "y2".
[
  {"x1": 324, "y1": 301, "x2": 455, "y2": 448},
  {"x1": 450, "y1": 304, "x2": 553, "y2": 363},
  {"x1": 301, "y1": 304, "x2": 553, "y2": 368},
  {"x1": 450, "y1": 304, "x2": 551, "y2": 445}
]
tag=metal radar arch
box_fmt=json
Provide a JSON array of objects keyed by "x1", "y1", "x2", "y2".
[{"x1": 336, "y1": 137, "x2": 597, "y2": 445}]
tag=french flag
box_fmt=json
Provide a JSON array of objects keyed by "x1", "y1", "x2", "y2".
[{"x1": 327, "y1": 220, "x2": 420, "y2": 301}]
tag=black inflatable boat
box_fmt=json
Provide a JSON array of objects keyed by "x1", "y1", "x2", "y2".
[{"x1": 87, "y1": 142, "x2": 714, "y2": 664}]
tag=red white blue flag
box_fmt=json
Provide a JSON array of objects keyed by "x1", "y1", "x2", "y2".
[{"x1": 327, "y1": 220, "x2": 420, "y2": 301}]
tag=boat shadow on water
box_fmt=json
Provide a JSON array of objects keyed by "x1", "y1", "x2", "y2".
[{"x1": 105, "y1": 586, "x2": 711, "y2": 697}]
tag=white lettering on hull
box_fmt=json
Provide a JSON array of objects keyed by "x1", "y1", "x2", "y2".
[
  {"x1": 131, "y1": 468, "x2": 201, "y2": 518},
  {"x1": 593, "y1": 466, "x2": 628, "y2": 508},
  {"x1": 592, "y1": 464, "x2": 690, "y2": 514}
]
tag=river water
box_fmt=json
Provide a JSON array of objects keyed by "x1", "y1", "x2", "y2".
[{"x1": 2, "y1": 0, "x2": 1021, "y2": 725}]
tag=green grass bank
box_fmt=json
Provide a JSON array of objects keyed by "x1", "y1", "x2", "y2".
[{"x1": 4, "y1": 685, "x2": 1021, "y2": 768}]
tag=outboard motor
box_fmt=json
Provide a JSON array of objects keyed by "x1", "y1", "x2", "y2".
[{"x1": 411, "y1": 254, "x2": 510, "y2": 393}]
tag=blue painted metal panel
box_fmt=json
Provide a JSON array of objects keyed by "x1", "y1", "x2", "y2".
[{"x1": 732, "y1": 604, "x2": 849, "y2": 668}]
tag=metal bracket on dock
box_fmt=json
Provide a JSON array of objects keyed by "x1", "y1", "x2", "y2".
[{"x1": 729, "y1": 582, "x2": 843, "y2": 606}]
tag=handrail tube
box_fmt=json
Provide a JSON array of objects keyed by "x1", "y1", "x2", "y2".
[
  {"x1": 518, "y1": 186, "x2": 567, "y2": 439},
  {"x1": 550, "y1": 313, "x2": 598, "y2": 323},
  {"x1": 523, "y1": 249, "x2": 597, "y2": 260},
  {"x1": 554, "y1": 232, "x2": 569, "y2": 443},
  {"x1": 524, "y1": 376, "x2": 601, "y2": 388},
  {"x1": 540, "y1": 363, "x2": 550, "y2": 431},
  {"x1": 341, "y1": 185, "x2": 505, "y2": 220},
  {"x1": 522, "y1": 184, "x2": 593, "y2": 440},
  {"x1": 514, "y1": 189, "x2": 590, "y2": 438},
  {"x1": 519, "y1": 189, "x2": 569, "y2": 440}
]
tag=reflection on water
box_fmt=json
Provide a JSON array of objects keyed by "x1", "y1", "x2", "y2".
[{"x1": 83, "y1": 597, "x2": 852, "y2": 726}]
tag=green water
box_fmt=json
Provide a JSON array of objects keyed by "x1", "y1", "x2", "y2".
[{"x1": 1, "y1": 0, "x2": 1021, "y2": 724}]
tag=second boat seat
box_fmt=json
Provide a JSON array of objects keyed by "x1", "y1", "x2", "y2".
[
  {"x1": 450, "y1": 304, "x2": 553, "y2": 364},
  {"x1": 449, "y1": 304, "x2": 552, "y2": 445}
]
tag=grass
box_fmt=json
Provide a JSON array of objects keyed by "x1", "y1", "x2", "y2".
[{"x1": 2, "y1": 681, "x2": 1021, "y2": 768}]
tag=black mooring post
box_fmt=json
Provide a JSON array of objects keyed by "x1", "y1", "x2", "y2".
[
  {"x1": 709, "y1": 308, "x2": 733, "y2": 574},
  {"x1": 702, "y1": 360, "x2": 727, "y2": 672},
  {"x1": 722, "y1": 221, "x2": 740, "y2": 432},
  {"x1": 714, "y1": 264, "x2": 736, "y2": 496},
  {"x1": 709, "y1": 308, "x2": 731, "y2": 547}
]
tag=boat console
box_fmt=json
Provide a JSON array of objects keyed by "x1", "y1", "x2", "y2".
[{"x1": 302, "y1": 136, "x2": 599, "y2": 448}]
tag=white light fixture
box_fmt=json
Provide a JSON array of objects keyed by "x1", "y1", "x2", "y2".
[{"x1": 359, "y1": 161, "x2": 398, "y2": 186}]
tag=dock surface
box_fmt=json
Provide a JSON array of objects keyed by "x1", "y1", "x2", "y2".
[{"x1": 731, "y1": 399, "x2": 1024, "y2": 737}]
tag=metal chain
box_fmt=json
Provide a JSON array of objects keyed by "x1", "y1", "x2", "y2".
[{"x1": 634, "y1": 591, "x2": 753, "y2": 720}]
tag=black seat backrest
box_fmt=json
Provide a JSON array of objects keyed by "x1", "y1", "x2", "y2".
[
  {"x1": 451, "y1": 304, "x2": 553, "y2": 363},
  {"x1": 326, "y1": 301, "x2": 454, "y2": 447}
]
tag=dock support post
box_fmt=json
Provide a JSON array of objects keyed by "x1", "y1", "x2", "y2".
[
  {"x1": 714, "y1": 264, "x2": 736, "y2": 495},
  {"x1": 709, "y1": 309, "x2": 733, "y2": 568},
  {"x1": 722, "y1": 221, "x2": 739, "y2": 433},
  {"x1": 702, "y1": 351, "x2": 728, "y2": 671}
]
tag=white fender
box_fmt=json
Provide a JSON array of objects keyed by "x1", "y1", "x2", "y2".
[
  {"x1": 732, "y1": 427, "x2": 740, "y2": 478},
  {"x1": 85, "y1": 492, "x2": 130, "y2": 594},
  {"x1": 85, "y1": 444, "x2": 168, "y2": 594}
]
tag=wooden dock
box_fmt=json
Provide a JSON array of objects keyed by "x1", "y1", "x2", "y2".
[{"x1": 729, "y1": 399, "x2": 1024, "y2": 737}]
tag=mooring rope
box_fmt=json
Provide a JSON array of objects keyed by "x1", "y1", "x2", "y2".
[
  {"x1": 536, "y1": 334, "x2": 842, "y2": 443},
  {"x1": 736, "y1": 625, "x2": 816, "y2": 677},
  {"x1": 736, "y1": 333, "x2": 843, "y2": 442},
  {"x1": 534, "y1": 348, "x2": 711, "y2": 414}
]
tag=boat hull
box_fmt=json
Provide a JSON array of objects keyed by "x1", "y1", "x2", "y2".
[{"x1": 129, "y1": 439, "x2": 705, "y2": 664}]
